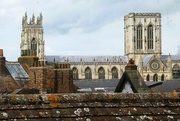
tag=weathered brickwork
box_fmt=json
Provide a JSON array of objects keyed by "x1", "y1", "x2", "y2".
[
  {"x1": 27, "y1": 63, "x2": 73, "y2": 94},
  {"x1": 52, "y1": 63, "x2": 73, "y2": 93},
  {"x1": 0, "y1": 49, "x2": 9, "y2": 76},
  {"x1": 28, "y1": 67, "x2": 48, "y2": 94},
  {"x1": 18, "y1": 56, "x2": 39, "y2": 67}
]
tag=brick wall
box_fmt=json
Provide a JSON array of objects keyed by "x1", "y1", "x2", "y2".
[
  {"x1": 18, "y1": 56, "x2": 39, "y2": 67},
  {"x1": 53, "y1": 63, "x2": 73, "y2": 93},
  {"x1": 28, "y1": 63, "x2": 74, "y2": 94},
  {"x1": 28, "y1": 67, "x2": 48, "y2": 94}
]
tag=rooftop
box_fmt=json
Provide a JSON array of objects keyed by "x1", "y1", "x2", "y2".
[{"x1": 0, "y1": 93, "x2": 179, "y2": 120}]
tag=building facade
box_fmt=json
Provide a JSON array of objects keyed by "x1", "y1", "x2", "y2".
[
  {"x1": 46, "y1": 56, "x2": 128, "y2": 80},
  {"x1": 124, "y1": 13, "x2": 180, "y2": 81},
  {"x1": 124, "y1": 13, "x2": 162, "y2": 65},
  {"x1": 20, "y1": 13, "x2": 45, "y2": 61},
  {"x1": 20, "y1": 13, "x2": 180, "y2": 81}
]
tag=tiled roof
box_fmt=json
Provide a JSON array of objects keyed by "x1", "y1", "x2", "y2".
[
  {"x1": 115, "y1": 70, "x2": 151, "y2": 93},
  {"x1": 0, "y1": 93, "x2": 180, "y2": 120},
  {"x1": 0, "y1": 76, "x2": 22, "y2": 93},
  {"x1": 156, "y1": 80, "x2": 180, "y2": 92},
  {"x1": 45, "y1": 55, "x2": 128, "y2": 64}
]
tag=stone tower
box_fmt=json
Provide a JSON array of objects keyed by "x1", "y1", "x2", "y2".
[
  {"x1": 20, "y1": 12, "x2": 45, "y2": 61},
  {"x1": 124, "y1": 13, "x2": 161, "y2": 65}
]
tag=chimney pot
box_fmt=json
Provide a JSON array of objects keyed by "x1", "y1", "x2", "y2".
[{"x1": 0, "y1": 49, "x2": 3, "y2": 56}]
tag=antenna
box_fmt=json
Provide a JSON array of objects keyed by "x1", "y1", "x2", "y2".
[{"x1": 178, "y1": 46, "x2": 180, "y2": 55}]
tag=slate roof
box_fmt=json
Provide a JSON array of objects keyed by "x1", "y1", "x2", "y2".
[
  {"x1": 0, "y1": 93, "x2": 180, "y2": 120},
  {"x1": 74, "y1": 80, "x2": 119, "y2": 92},
  {"x1": 45, "y1": 55, "x2": 128, "y2": 64},
  {"x1": 156, "y1": 80, "x2": 180, "y2": 92},
  {"x1": 74, "y1": 80, "x2": 165, "y2": 93},
  {"x1": 143, "y1": 54, "x2": 153, "y2": 67},
  {"x1": 162, "y1": 55, "x2": 180, "y2": 61},
  {"x1": 115, "y1": 70, "x2": 151, "y2": 93}
]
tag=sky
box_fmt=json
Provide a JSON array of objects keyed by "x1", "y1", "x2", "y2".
[{"x1": 0, "y1": 0, "x2": 180, "y2": 61}]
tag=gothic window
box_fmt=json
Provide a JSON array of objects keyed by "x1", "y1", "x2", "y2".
[
  {"x1": 98, "y1": 67, "x2": 105, "y2": 79},
  {"x1": 161, "y1": 74, "x2": 164, "y2": 81},
  {"x1": 112, "y1": 67, "x2": 118, "y2": 79},
  {"x1": 85, "y1": 67, "x2": 92, "y2": 79},
  {"x1": 72, "y1": 67, "x2": 78, "y2": 80},
  {"x1": 31, "y1": 38, "x2": 37, "y2": 50},
  {"x1": 146, "y1": 74, "x2": 150, "y2": 81},
  {"x1": 153, "y1": 74, "x2": 158, "y2": 81},
  {"x1": 137, "y1": 25, "x2": 143, "y2": 49},
  {"x1": 147, "y1": 25, "x2": 153, "y2": 49},
  {"x1": 172, "y1": 64, "x2": 180, "y2": 79}
]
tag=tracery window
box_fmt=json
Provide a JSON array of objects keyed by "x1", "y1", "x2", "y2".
[
  {"x1": 146, "y1": 74, "x2": 150, "y2": 81},
  {"x1": 172, "y1": 64, "x2": 180, "y2": 79},
  {"x1": 98, "y1": 67, "x2": 105, "y2": 79},
  {"x1": 137, "y1": 25, "x2": 143, "y2": 49},
  {"x1": 153, "y1": 74, "x2": 158, "y2": 81},
  {"x1": 31, "y1": 38, "x2": 37, "y2": 50},
  {"x1": 112, "y1": 67, "x2": 118, "y2": 79},
  {"x1": 161, "y1": 74, "x2": 164, "y2": 81},
  {"x1": 72, "y1": 67, "x2": 78, "y2": 80},
  {"x1": 85, "y1": 67, "x2": 92, "y2": 79},
  {"x1": 147, "y1": 25, "x2": 153, "y2": 49}
]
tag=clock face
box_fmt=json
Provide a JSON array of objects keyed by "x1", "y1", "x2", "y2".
[{"x1": 150, "y1": 60, "x2": 161, "y2": 72}]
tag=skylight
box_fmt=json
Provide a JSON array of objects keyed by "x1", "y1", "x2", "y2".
[{"x1": 5, "y1": 62, "x2": 29, "y2": 80}]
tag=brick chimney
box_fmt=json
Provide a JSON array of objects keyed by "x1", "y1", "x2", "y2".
[
  {"x1": 53, "y1": 63, "x2": 73, "y2": 93},
  {"x1": 125, "y1": 59, "x2": 137, "y2": 70},
  {"x1": 0, "y1": 49, "x2": 6, "y2": 75}
]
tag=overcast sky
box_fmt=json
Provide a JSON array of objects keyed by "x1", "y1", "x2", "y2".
[{"x1": 0, "y1": 0, "x2": 180, "y2": 61}]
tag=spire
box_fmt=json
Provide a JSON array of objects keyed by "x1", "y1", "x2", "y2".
[
  {"x1": 167, "y1": 53, "x2": 171, "y2": 62},
  {"x1": 31, "y1": 13, "x2": 35, "y2": 24},
  {"x1": 22, "y1": 12, "x2": 28, "y2": 26}
]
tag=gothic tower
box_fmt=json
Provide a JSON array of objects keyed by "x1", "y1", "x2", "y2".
[
  {"x1": 20, "y1": 12, "x2": 45, "y2": 61},
  {"x1": 124, "y1": 13, "x2": 161, "y2": 65}
]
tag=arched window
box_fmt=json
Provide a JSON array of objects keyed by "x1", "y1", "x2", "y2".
[
  {"x1": 146, "y1": 74, "x2": 150, "y2": 81},
  {"x1": 147, "y1": 25, "x2": 153, "y2": 49},
  {"x1": 153, "y1": 74, "x2": 158, "y2": 81},
  {"x1": 72, "y1": 67, "x2": 78, "y2": 80},
  {"x1": 161, "y1": 74, "x2": 164, "y2": 81},
  {"x1": 85, "y1": 67, "x2": 92, "y2": 79},
  {"x1": 112, "y1": 67, "x2": 118, "y2": 79},
  {"x1": 98, "y1": 67, "x2": 105, "y2": 79},
  {"x1": 31, "y1": 38, "x2": 37, "y2": 50},
  {"x1": 137, "y1": 25, "x2": 143, "y2": 49},
  {"x1": 172, "y1": 64, "x2": 180, "y2": 79}
]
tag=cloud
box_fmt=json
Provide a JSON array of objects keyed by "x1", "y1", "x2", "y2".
[{"x1": 0, "y1": 0, "x2": 180, "y2": 61}]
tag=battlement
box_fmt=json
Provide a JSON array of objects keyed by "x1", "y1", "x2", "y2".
[
  {"x1": 22, "y1": 12, "x2": 43, "y2": 26},
  {"x1": 124, "y1": 13, "x2": 161, "y2": 19},
  {"x1": 53, "y1": 63, "x2": 71, "y2": 69}
]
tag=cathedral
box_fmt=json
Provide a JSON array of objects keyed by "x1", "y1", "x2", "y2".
[{"x1": 20, "y1": 13, "x2": 180, "y2": 81}]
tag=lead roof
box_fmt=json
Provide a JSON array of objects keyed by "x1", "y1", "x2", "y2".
[{"x1": 45, "y1": 56, "x2": 128, "y2": 64}]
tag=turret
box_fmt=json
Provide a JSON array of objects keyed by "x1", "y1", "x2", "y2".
[
  {"x1": 167, "y1": 53, "x2": 172, "y2": 70},
  {"x1": 22, "y1": 12, "x2": 28, "y2": 26}
]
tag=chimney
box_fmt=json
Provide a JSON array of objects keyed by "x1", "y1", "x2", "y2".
[
  {"x1": 0, "y1": 49, "x2": 6, "y2": 75},
  {"x1": 125, "y1": 59, "x2": 137, "y2": 70}
]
